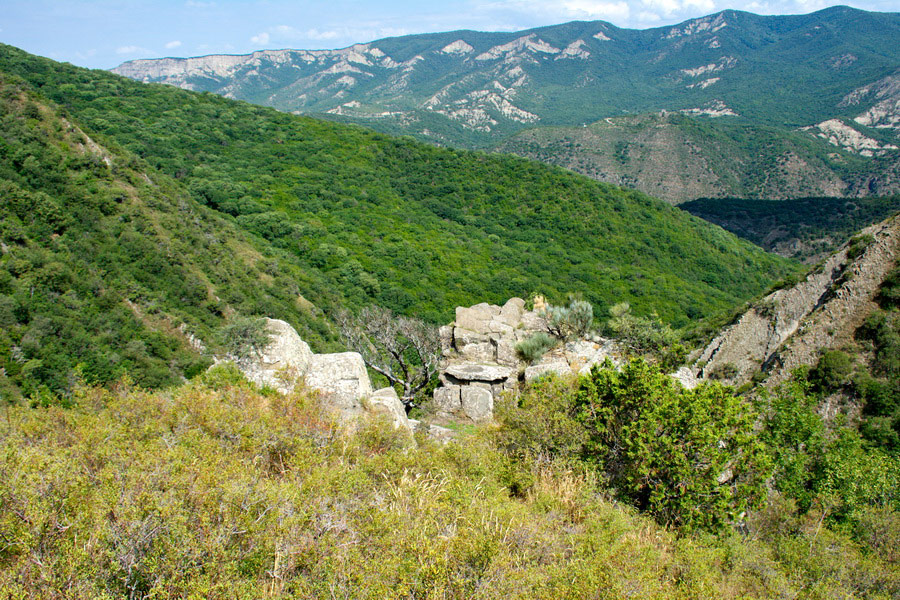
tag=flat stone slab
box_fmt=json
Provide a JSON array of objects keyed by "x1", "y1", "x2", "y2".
[
  {"x1": 525, "y1": 359, "x2": 573, "y2": 382},
  {"x1": 444, "y1": 363, "x2": 515, "y2": 382}
]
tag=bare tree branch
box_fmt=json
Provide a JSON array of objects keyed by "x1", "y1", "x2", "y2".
[{"x1": 337, "y1": 306, "x2": 440, "y2": 410}]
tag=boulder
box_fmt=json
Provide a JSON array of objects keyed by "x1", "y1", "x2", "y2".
[
  {"x1": 525, "y1": 359, "x2": 573, "y2": 382},
  {"x1": 499, "y1": 297, "x2": 526, "y2": 326},
  {"x1": 408, "y1": 419, "x2": 456, "y2": 443},
  {"x1": 438, "y1": 325, "x2": 454, "y2": 357},
  {"x1": 368, "y1": 387, "x2": 414, "y2": 437},
  {"x1": 237, "y1": 318, "x2": 312, "y2": 393},
  {"x1": 455, "y1": 303, "x2": 498, "y2": 334},
  {"x1": 306, "y1": 352, "x2": 373, "y2": 422}
]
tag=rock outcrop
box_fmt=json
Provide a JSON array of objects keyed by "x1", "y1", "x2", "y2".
[
  {"x1": 229, "y1": 318, "x2": 412, "y2": 439},
  {"x1": 693, "y1": 216, "x2": 899, "y2": 387},
  {"x1": 432, "y1": 298, "x2": 542, "y2": 422},
  {"x1": 432, "y1": 298, "x2": 620, "y2": 423}
]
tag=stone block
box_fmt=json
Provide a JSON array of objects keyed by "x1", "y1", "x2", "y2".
[
  {"x1": 498, "y1": 297, "x2": 525, "y2": 327},
  {"x1": 461, "y1": 386, "x2": 493, "y2": 422},
  {"x1": 433, "y1": 385, "x2": 462, "y2": 414},
  {"x1": 524, "y1": 360, "x2": 572, "y2": 382}
]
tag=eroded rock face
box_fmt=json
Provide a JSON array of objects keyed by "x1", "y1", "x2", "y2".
[
  {"x1": 236, "y1": 318, "x2": 313, "y2": 394},
  {"x1": 693, "y1": 216, "x2": 899, "y2": 387}
]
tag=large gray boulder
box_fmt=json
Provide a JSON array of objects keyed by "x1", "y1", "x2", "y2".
[
  {"x1": 236, "y1": 318, "x2": 312, "y2": 394},
  {"x1": 226, "y1": 320, "x2": 412, "y2": 440},
  {"x1": 306, "y1": 352, "x2": 373, "y2": 421},
  {"x1": 368, "y1": 387, "x2": 414, "y2": 437}
]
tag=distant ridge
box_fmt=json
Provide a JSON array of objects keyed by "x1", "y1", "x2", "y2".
[{"x1": 112, "y1": 7, "x2": 900, "y2": 202}]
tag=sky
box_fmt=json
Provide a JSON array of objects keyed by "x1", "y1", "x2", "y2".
[{"x1": 2, "y1": 0, "x2": 898, "y2": 69}]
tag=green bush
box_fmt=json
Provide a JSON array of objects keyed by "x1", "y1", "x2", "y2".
[
  {"x1": 575, "y1": 359, "x2": 771, "y2": 531},
  {"x1": 514, "y1": 332, "x2": 557, "y2": 364},
  {"x1": 605, "y1": 302, "x2": 685, "y2": 369},
  {"x1": 808, "y1": 349, "x2": 854, "y2": 392},
  {"x1": 219, "y1": 316, "x2": 271, "y2": 360},
  {"x1": 847, "y1": 234, "x2": 875, "y2": 260}
]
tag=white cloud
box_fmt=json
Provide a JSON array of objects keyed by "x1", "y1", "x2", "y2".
[
  {"x1": 636, "y1": 10, "x2": 663, "y2": 21},
  {"x1": 561, "y1": 0, "x2": 631, "y2": 19},
  {"x1": 115, "y1": 45, "x2": 148, "y2": 55},
  {"x1": 250, "y1": 32, "x2": 270, "y2": 45},
  {"x1": 165, "y1": 40, "x2": 182, "y2": 49},
  {"x1": 305, "y1": 28, "x2": 340, "y2": 41}
]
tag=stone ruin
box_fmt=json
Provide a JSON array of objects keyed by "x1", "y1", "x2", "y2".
[{"x1": 431, "y1": 298, "x2": 620, "y2": 423}]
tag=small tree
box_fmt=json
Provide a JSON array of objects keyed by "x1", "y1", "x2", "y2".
[
  {"x1": 220, "y1": 316, "x2": 271, "y2": 362},
  {"x1": 337, "y1": 305, "x2": 440, "y2": 411}
]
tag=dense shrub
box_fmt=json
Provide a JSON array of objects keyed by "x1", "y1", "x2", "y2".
[
  {"x1": 514, "y1": 332, "x2": 558, "y2": 363},
  {"x1": 605, "y1": 302, "x2": 685, "y2": 370},
  {"x1": 219, "y1": 316, "x2": 271, "y2": 360},
  {"x1": 541, "y1": 299, "x2": 593, "y2": 341},
  {"x1": 574, "y1": 359, "x2": 771, "y2": 531}
]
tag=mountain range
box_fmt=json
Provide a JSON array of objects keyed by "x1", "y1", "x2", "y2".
[{"x1": 113, "y1": 6, "x2": 900, "y2": 202}]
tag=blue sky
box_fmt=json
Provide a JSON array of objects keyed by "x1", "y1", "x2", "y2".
[{"x1": 2, "y1": 0, "x2": 898, "y2": 69}]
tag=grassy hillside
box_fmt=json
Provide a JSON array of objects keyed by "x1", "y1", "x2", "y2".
[
  {"x1": 680, "y1": 195, "x2": 900, "y2": 261},
  {"x1": 0, "y1": 43, "x2": 798, "y2": 335},
  {"x1": 1, "y1": 370, "x2": 897, "y2": 597}
]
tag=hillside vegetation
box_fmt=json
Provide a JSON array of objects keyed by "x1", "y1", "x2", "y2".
[
  {"x1": 112, "y1": 8, "x2": 900, "y2": 201},
  {"x1": 500, "y1": 113, "x2": 900, "y2": 204},
  {"x1": 0, "y1": 74, "x2": 347, "y2": 400},
  {"x1": 1, "y1": 44, "x2": 796, "y2": 328},
  {"x1": 0, "y1": 369, "x2": 897, "y2": 598}
]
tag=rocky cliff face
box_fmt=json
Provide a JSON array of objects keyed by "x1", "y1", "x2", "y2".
[{"x1": 693, "y1": 215, "x2": 899, "y2": 387}]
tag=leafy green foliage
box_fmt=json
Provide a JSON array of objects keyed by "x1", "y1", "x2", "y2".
[
  {"x1": 605, "y1": 302, "x2": 685, "y2": 370},
  {"x1": 574, "y1": 360, "x2": 770, "y2": 531},
  {"x1": 0, "y1": 75, "x2": 340, "y2": 399},
  {"x1": 2, "y1": 379, "x2": 897, "y2": 597},
  {"x1": 541, "y1": 298, "x2": 593, "y2": 341},
  {"x1": 219, "y1": 316, "x2": 271, "y2": 360},
  {"x1": 809, "y1": 349, "x2": 855, "y2": 393},
  {"x1": 758, "y1": 378, "x2": 900, "y2": 520}
]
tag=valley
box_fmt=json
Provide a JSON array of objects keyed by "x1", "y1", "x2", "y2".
[{"x1": 0, "y1": 6, "x2": 898, "y2": 597}]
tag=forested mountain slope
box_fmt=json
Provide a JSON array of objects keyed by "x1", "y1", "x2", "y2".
[
  {"x1": 2, "y1": 45, "x2": 796, "y2": 321},
  {"x1": 0, "y1": 74, "x2": 344, "y2": 399},
  {"x1": 0, "y1": 43, "x2": 799, "y2": 398},
  {"x1": 680, "y1": 195, "x2": 900, "y2": 261},
  {"x1": 500, "y1": 113, "x2": 900, "y2": 204}
]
